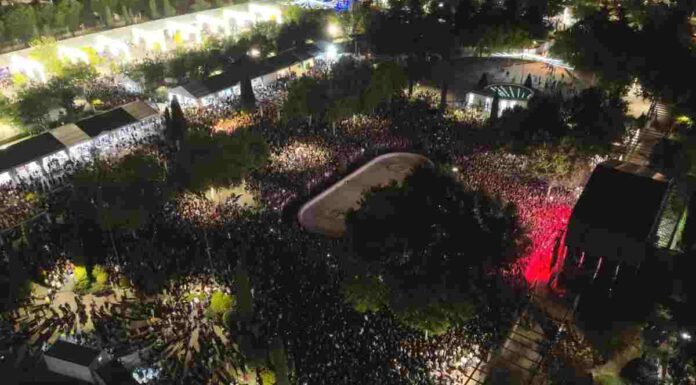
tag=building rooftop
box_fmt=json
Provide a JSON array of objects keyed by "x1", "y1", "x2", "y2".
[
  {"x1": 566, "y1": 160, "x2": 669, "y2": 265},
  {"x1": 45, "y1": 340, "x2": 100, "y2": 367},
  {"x1": 0, "y1": 133, "x2": 65, "y2": 172}
]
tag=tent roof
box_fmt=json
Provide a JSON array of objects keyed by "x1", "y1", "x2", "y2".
[
  {"x1": 45, "y1": 340, "x2": 100, "y2": 367},
  {"x1": 176, "y1": 44, "x2": 319, "y2": 99},
  {"x1": 121, "y1": 100, "x2": 159, "y2": 120},
  {"x1": 566, "y1": 160, "x2": 669, "y2": 263},
  {"x1": 0, "y1": 133, "x2": 65, "y2": 171},
  {"x1": 75, "y1": 101, "x2": 157, "y2": 138},
  {"x1": 50, "y1": 123, "x2": 91, "y2": 148},
  {"x1": 76, "y1": 107, "x2": 138, "y2": 138}
]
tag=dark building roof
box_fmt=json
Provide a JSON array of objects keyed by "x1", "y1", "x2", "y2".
[
  {"x1": 176, "y1": 44, "x2": 320, "y2": 99},
  {"x1": 96, "y1": 360, "x2": 138, "y2": 385},
  {"x1": 0, "y1": 133, "x2": 65, "y2": 172},
  {"x1": 76, "y1": 107, "x2": 139, "y2": 138},
  {"x1": 45, "y1": 340, "x2": 100, "y2": 367},
  {"x1": 566, "y1": 160, "x2": 669, "y2": 265}
]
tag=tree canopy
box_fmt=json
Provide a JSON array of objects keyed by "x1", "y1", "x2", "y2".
[
  {"x1": 343, "y1": 165, "x2": 525, "y2": 334},
  {"x1": 175, "y1": 128, "x2": 269, "y2": 194},
  {"x1": 70, "y1": 151, "x2": 167, "y2": 232}
]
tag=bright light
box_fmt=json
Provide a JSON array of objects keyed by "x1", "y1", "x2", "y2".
[
  {"x1": 438, "y1": 2, "x2": 444, "y2": 7},
  {"x1": 94, "y1": 36, "x2": 131, "y2": 61},
  {"x1": 452, "y1": 167, "x2": 459, "y2": 172},
  {"x1": 57, "y1": 46, "x2": 90, "y2": 65},
  {"x1": 10, "y1": 55, "x2": 46, "y2": 83},
  {"x1": 327, "y1": 23, "x2": 341, "y2": 38},
  {"x1": 249, "y1": 48, "x2": 261, "y2": 58},
  {"x1": 248, "y1": 3, "x2": 283, "y2": 24},
  {"x1": 681, "y1": 332, "x2": 692, "y2": 341},
  {"x1": 326, "y1": 44, "x2": 338, "y2": 60}
]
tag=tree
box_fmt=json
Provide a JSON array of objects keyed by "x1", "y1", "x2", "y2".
[
  {"x1": 0, "y1": 95, "x2": 21, "y2": 129},
  {"x1": 524, "y1": 74, "x2": 533, "y2": 88},
  {"x1": 477, "y1": 72, "x2": 489, "y2": 89},
  {"x1": 282, "y1": 76, "x2": 327, "y2": 125},
  {"x1": 363, "y1": 61, "x2": 406, "y2": 111},
  {"x1": 342, "y1": 275, "x2": 389, "y2": 313},
  {"x1": 343, "y1": 166, "x2": 525, "y2": 334},
  {"x1": 74, "y1": 265, "x2": 91, "y2": 292},
  {"x1": 191, "y1": 0, "x2": 211, "y2": 12},
  {"x1": 3, "y1": 5, "x2": 38, "y2": 43},
  {"x1": 35, "y1": 3, "x2": 55, "y2": 36},
  {"x1": 148, "y1": 0, "x2": 160, "y2": 19},
  {"x1": 175, "y1": 128, "x2": 269, "y2": 194},
  {"x1": 551, "y1": 9, "x2": 638, "y2": 90},
  {"x1": 210, "y1": 291, "x2": 234, "y2": 315},
  {"x1": 566, "y1": 87, "x2": 628, "y2": 156},
  {"x1": 92, "y1": 265, "x2": 109, "y2": 285},
  {"x1": 162, "y1": 0, "x2": 176, "y2": 17},
  {"x1": 167, "y1": 96, "x2": 187, "y2": 146},
  {"x1": 75, "y1": 153, "x2": 166, "y2": 231},
  {"x1": 55, "y1": 0, "x2": 83, "y2": 33},
  {"x1": 490, "y1": 91, "x2": 500, "y2": 120},
  {"x1": 431, "y1": 59, "x2": 454, "y2": 111},
  {"x1": 405, "y1": 55, "x2": 426, "y2": 97},
  {"x1": 28, "y1": 37, "x2": 64, "y2": 76},
  {"x1": 240, "y1": 74, "x2": 256, "y2": 111}
]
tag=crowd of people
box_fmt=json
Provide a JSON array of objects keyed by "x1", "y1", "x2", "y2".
[{"x1": 0, "y1": 55, "x2": 600, "y2": 385}]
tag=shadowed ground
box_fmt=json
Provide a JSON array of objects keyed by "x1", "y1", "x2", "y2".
[{"x1": 298, "y1": 153, "x2": 432, "y2": 237}]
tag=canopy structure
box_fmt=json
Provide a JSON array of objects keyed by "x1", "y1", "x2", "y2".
[
  {"x1": 465, "y1": 83, "x2": 535, "y2": 118},
  {"x1": 168, "y1": 45, "x2": 320, "y2": 106},
  {"x1": 49, "y1": 123, "x2": 92, "y2": 148},
  {"x1": 0, "y1": 133, "x2": 65, "y2": 173},
  {"x1": 565, "y1": 160, "x2": 669, "y2": 267},
  {"x1": 0, "y1": 100, "x2": 161, "y2": 183}
]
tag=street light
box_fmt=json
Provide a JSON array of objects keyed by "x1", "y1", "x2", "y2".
[
  {"x1": 326, "y1": 44, "x2": 338, "y2": 61},
  {"x1": 327, "y1": 23, "x2": 341, "y2": 38},
  {"x1": 681, "y1": 331, "x2": 692, "y2": 341}
]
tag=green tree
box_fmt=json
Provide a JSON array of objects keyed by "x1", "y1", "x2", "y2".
[
  {"x1": 209, "y1": 291, "x2": 234, "y2": 315},
  {"x1": 431, "y1": 59, "x2": 454, "y2": 111},
  {"x1": 326, "y1": 96, "x2": 359, "y2": 125},
  {"x1": 148, "y1": 0, "x2": 160, "y2": 19},
  {"x1": 55, "y1": 0, "x2": 84, "y2": 33},
  {"x1": 0, "y1": 95, "x2": 21, "y2": 129},
  {"x1": 363, "y1": 61, "x2": 407, "y2": 111},
  {"x1": 28, "y1": 37, "x2": 64, "y2": 76},
  {"x1": 342, "y1": 275, "x2": 389, "y2": 313},
  {"x1": 166, "y1": 96, "x2": 187, "y2": 146},
  {"x1": 92, "y1": 265, "x2": 109, "y2": 285},
  {"x1": 175, "y1": 128, "x2": 269, "y2": 193},
  {"x1": 36, "y1": 3, "x2": 56, "y2": 36},
  {"x1": 191, "y1": 0, "x2": 211, "y2": 11},
  {"x1": 282, "y1": 76, "x2": 327, "y2": 125},
  {"x1": 344, "y1": 166, "x2": 525, "y2": 335},
  {"x1": 162, "y1": 0, "x2": 176, "y2": 17},
  {"x1": 240, "y1": 74, "x2": 256, "y2": 111},
  {"x1": 565, "y1": 87, "x2": 628, "y2": 156},
  {"x1": 4, "y1": 6, "x2": 38, "y2": 43},
  {"x1": 74, "y1": 265, "x2": 91, "y2": 292}
]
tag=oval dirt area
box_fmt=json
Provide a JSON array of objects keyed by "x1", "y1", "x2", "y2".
[{"x1": 298, "y1": 153, "x2": 433, "y2": 237}]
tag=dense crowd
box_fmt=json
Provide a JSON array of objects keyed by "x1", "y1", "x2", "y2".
[{"x1": 0, "y1": 56, "x2": 596, "y2": 385}]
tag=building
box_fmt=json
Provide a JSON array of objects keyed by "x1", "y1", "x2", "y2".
[
  {"x1": 0, "y1": 100, "x2": 161, "y2": 187},
  {"x1": 557, "y1": 160, "x2": 670, "y2": 287},
  {"x1": 44, "y1": 340, "x2": 106, "y2": 383},
  {"x1": 465, "y1": 83, "x2": 535, "y2": 118},
  {"x1": 167, "y1": 45, "x2": 322, "y2": 106}
]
